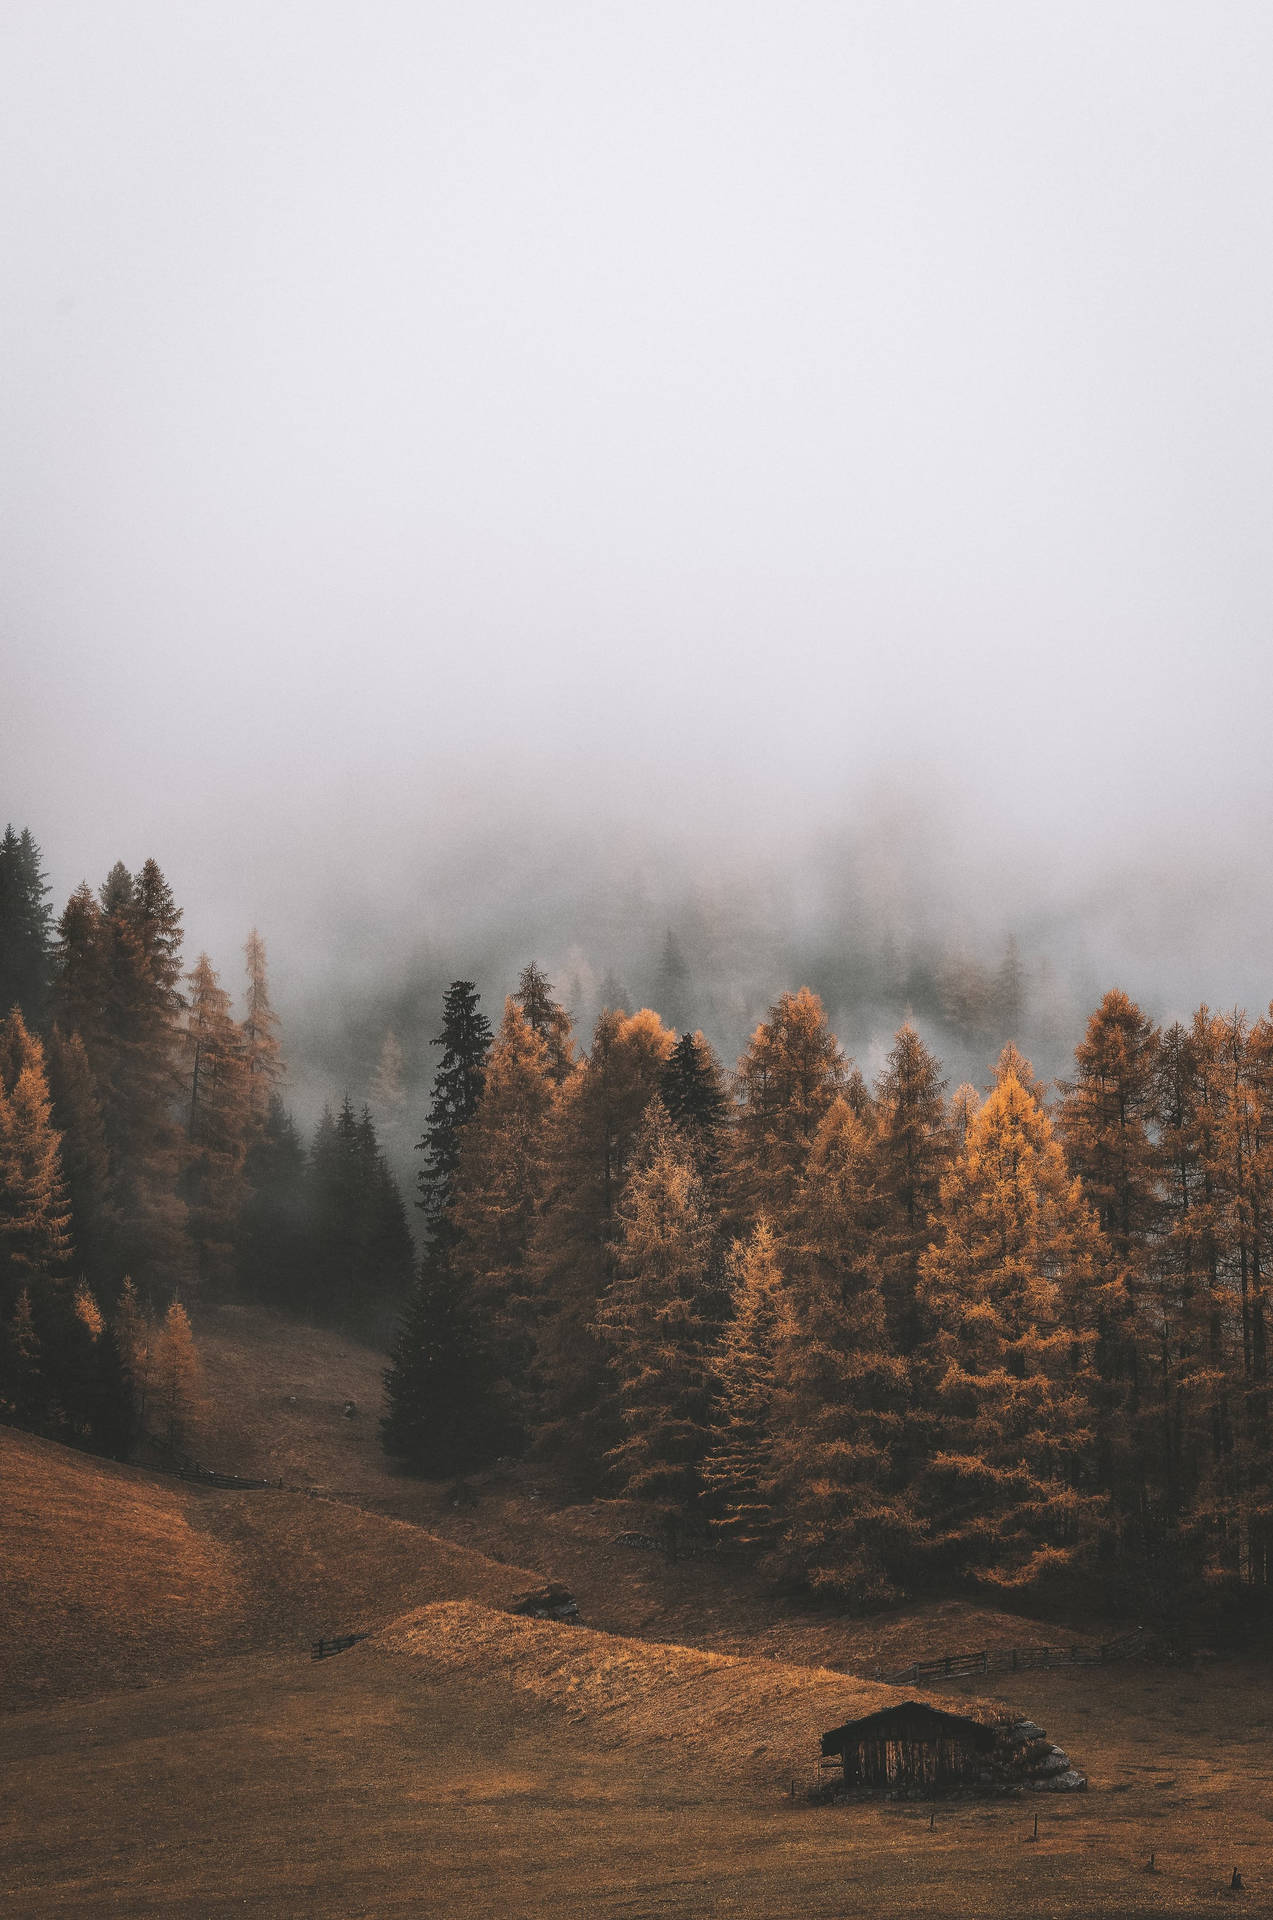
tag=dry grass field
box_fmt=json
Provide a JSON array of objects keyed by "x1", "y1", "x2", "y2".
[{"x1": 4, "y1": 1306, "x2": 1272, "y2": 1917}]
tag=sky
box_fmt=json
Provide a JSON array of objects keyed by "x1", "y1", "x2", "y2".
[{"x1": 4, "y1": 3, "x2": 1273, "y2": 1088}]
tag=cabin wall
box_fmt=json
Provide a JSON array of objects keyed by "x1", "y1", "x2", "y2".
[{"x1": 841, "y1": 1734, "x2": 982, "y2": 1790}]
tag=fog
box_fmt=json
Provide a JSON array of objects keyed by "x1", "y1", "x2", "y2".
[{"x1": 5, "y1": 3, "x2": 1273, "y2": 1133}]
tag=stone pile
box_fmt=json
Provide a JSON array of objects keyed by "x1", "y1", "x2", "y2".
[{"x1": 985, "y1": 1716, "x2": 1087, "y2": 1792}]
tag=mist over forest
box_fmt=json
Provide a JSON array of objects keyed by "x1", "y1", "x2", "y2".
[{"x1": 27, "y1": 777, "x2": 1273, "y2": 1181}]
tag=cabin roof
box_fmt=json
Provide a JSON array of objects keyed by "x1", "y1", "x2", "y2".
[{"x1": 821, "y1": 1700, "x2": 998, "y2": 1756}]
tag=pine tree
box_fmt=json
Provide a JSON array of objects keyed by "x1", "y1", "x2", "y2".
[
  {"x1": 0, "y1": 825, "x2": 53, "y2": 1030},
  {"x1": 767, "y1": 1097, "x2": 916, "y2": 1604},
  {"x1": 415, "y1": 981, "x2": 493, "y2": 1255},
  {"x1": 238, "y1": 1093, "x2": 311, "y2": 1309},
  {"x1": 514, "y1": 963, "x2": 575, "y2": 1083},
  {"x1": 655, "y1": 929, "x2": 693, "y2": 1034},
  {"x1": 381, "y1": 1256, "x2": 497, "y2": 1475},
  {"x1": 916, "y1": 1071, "x2": 1107, "y2": 1593},
  {"x1": 728, "y1": 987, "x2": 848, "y2": 1236},
  {"x1": 0, "y1": 1286, "x2": 44, "y2": 1429},
  {"x1": 660, "y1": 1029, "x2": 728, "y2": 1171},
  {"x1": 701, "y1": 1219, "x2": 784, "y2": 1551},
  {"x1": 450, "y1": 998, "x2": 556, "y2": 1446},
  {"x1": 241, "y1": 929, "x2": 284, "y2": 1119},
  {"x1": 309, "y1": 1096, "x2": 412, "y2": 1325},
  {"x1": 596, "y1": 1106, "x2": 726, "y2": 1520},
  {"x1": 53, "y1": 860, "x2": 189, "y2": 1301}
]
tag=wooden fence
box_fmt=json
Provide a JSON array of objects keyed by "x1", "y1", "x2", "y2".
[
  {"x1": 881, "y1": 1625, "x2": 1146, "y2": 1685},
  {"x1": 311, "y1": 1633, "x2": 367, "y2": 1660}
]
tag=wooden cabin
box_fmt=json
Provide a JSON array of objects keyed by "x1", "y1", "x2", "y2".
[{"x1": 821, "y1": 1701, "x2": 997, "y2": 1792}]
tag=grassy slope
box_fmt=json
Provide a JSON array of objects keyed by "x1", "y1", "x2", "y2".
[
  {"x1": 189, "y1": 1301, "x2": 1098, "y2": 1677},
  {"x1": 0, "y1": 1422, "x2": 542, "y2": 1710},
  {"x1": 4, "y1": 1641, "x2": 1270, "y2": 1919},
  {"x1": 7, "y1": 1305, "x2": 1272, "y2": 1917}
]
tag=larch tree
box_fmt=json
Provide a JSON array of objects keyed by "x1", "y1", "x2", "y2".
[
  {"x1": 183, "y1": 954, "x2": 251, "y2": 1290},
  {"x1": 871, "y1": 1023, "x2": 952, "y2": 1358},
  {"x1": 916, "y1": 1070, "x2": 1107, "y2": 1595},
  {"x1": 151, "y1": 1300, "x2": 205, "y2": 1455},
  {"x1": 45, "y1": 1026, "x2": 116, "y2": 1297},
  {"x1": 529, "y1": 1005, "x2": 676, "y2": 1483},
  {"x1": 596, "y1": 1104, "x2": 726, "y2": 1522},
  {"x1": 0, "y1": 1009, "x2": 73, "y2": 1304},
  {"x1": 1058, "y1": 992, "x2": 1166, "y2": 1565},
  {"x1": 241, "y1": 930, "x2": 284, "y2": 1120},
  {"x1": 450, "y1": 998, "x2": 556, "y2": 1448},
  {"x1": 514, "y1": 962, "x2": 575, "y2": 1084},
  {"x1": 727, "y1": 987, "x2": 848, "y2": 1239},
  {"x1": 369, "y1": 1028, "x2": 407, "y2": 1135},
  {"x1": 768, "y1": 1096, "x2": 916, "y2": 1605},
  {"x1": 701, "y1": 1218, "x2": 784, "y2": 1551}
]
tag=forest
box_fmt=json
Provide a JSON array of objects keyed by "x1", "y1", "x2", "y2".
[{"x1": 2, "y1": 821, "x2": 1270, "y2": 1626}]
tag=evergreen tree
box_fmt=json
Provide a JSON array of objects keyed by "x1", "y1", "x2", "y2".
[
  {"x1": 309, "y1": 1097, "x2": 412, "y2": 1325},
  {"x1": 238, "y1": 1092, "x2": 311, "y2": 1308},
  {"x1": 381, "y1": 1255, "x2": 497, "y2": 1475},
  {"x1": 0, "y1": 825, "x2": 53, "y2": 1030},
  {"x1": 655, "y1": 929, "x2": 693, "y2": 1034},
  {"x1": 596, "y1": 1105, "x2": 726, "y2": 1519},
  {"x1": 660, "y1": 1029, "x2": 728, "y2": 1170},
  {"x1": 53, "y1": 860, "x2": 189, "y2": 1301},
  {"x1": 701, "y1": 1219, "x2": 784, "y2": 1551},
  {"x1": 514, "y1": 962, "x2": 574, "y2": 1083},
  {"x1": 0, "y1": 1286, "x2": 44, "y2": 1429},
  {"x1": 415, "y1": 981, "x2": 493, "y2": 1254},
  {"x1": 916, "y1": 1071, "x2": 1107, "y2": 1593}
]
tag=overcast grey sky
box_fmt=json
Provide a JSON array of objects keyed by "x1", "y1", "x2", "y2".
[{"x1": 4, "y1": 3, "x2": 1273, "y2": 1023}]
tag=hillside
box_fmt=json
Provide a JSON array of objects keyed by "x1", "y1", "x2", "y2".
[
  {"x1": 0, "y1": 1422, "x2": 542, "y2": 1711},
  {"x1": 370, "y1": 1598, "x2": 997, "y2": 1784},
  {"x1": 185, "y1": 1301, "x2": 1104, "y2": 1678}
]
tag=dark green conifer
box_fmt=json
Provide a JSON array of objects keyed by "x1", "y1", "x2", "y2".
[
  {"x1": 0, "y1": 826, "x2": 54, "y2": 1030},
  {"x1": 415, "y1": 980, "x2": 493, "y2": 1254}
]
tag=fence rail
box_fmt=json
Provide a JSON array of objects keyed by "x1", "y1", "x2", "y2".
[
  {"x1": 882, "y1": 1625, "x2": 1146, "y2": 1685},
  {"x1": 311, "y1": 1633, "x2": 367, "y2": 1660}
]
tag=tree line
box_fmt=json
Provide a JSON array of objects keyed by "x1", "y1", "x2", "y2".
[
  {"x1": 0, "y1": 824, "x2": 413, "y2": 1456},
  {"x1": 385, "y1": 970, "x2": 1272, "y2": 1621}
]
